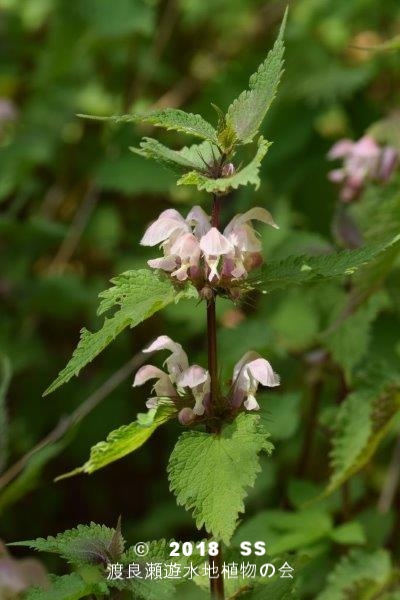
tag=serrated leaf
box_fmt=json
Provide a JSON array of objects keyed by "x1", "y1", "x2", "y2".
[
  {"x1": 121, "y1": 538, "x2": 205, "y2": 567},
  {"x1": 44, "y1": 270, "x2": 196, "y2": 395},
  {"x1": 80, "y1": 108, "x2": 218, "y2": 143},
  {"x1": 168, "y1": 414, "x2": 273, "y2": 543},
  {"x1": 321, "y1": 293, "x2": 387, "y2": 382},
  {"x1": 316, "y1": 549, "x2": 392, "y2": 600},
  {"x1": 118, "y1": 538, "x2": 205, "y2": 600},
  {"x1": 321, "y1": 384, "x2": 400, "y2": 498},
  {"x1": 58, "y1": 403, "x2": 176, "y2": 479},
  {"x1": 11, "y1": 522, "x2": 122, "y2": 567},
  {"x1": 0, "y1": 354, "x2": 11, "y2": 472},
  {"x1": 177, "y1": 136, "x2": 271, "y2": 192},
  {"x1": 253, "y1": 234, "x2": 400, "y2": 293},
  {"x1": 130, "y1": 138, "x2": 220, "y2": 175},
  {"x1": 225, "y1": 9, "x2": 287, "y2": 144},
  {"x1": 108, "y1": 516, "x2": 124, "y2": 561},
  {"x1": 25, "y1": 573, "x2": 103, "y2": 600}
]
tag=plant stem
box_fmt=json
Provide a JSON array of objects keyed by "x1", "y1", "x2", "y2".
[
  {"x1": 208, "y1": 193, "x2": 222, "y2": 418},
  {"x1": 296, "y1": 378, "x2": 322, "y2": 476},
  {"x1": 207, "y1": 297, "x2": 219, "y2": 414},
  {"x1": 209, "y1": 549, "x2": 225, "y2": 600},
  {"x1": 207, "y1": 193, "x2": 225, "y2": 600}
]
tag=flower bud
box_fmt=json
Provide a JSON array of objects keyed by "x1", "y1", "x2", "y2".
[
  {"x1": 221, "y1": 163, "x2": 235, "y2": 178},
  {"x1": 378, "y1": 147, "x2": 398, "y2": 181},
  {"x1": 243, "y1": 252, "x2": 263, "y2": 272},
  {"x1": 178, "y1": 407, "x2": 195, "y2": 425},
  {"x1": 199, "y1": 285, "x2": 213, "y2": 301}
]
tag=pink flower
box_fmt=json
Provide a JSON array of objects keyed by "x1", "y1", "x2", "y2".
[
  {"x1": 142, "y1": 204, "x2": 278, "y2": 285},
  {"x1": 141, "y1": 206, "x2": 209, "y2": 279},
  {"x1": 133, "y1": 335, "x2": 210, "y2": 415},
  {"x1": 222, "y1": 208, "x2": 278, "y2": 279},
  {"x1": 327, "y1": 135, "x2": 398, "y2": 202},
  {"x1": 169, "y1": 233, "x2": 201, "y2": 281},
  {"x1": 177, "y1": 365, "x2": 210, "y2": 415},
  {"x1": 199, "y1": 227, "x2": 234, "y2": 281},
  {"x1": 230, "y1": 351, "x2": 280, "y2": 410},
  {"x1": 140, "y1": 208, "x2": 190, "y2": 247}
]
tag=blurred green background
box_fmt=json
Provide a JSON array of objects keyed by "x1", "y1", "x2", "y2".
[{"x1": 1, "y1": 0, "x2": 400, "y2": 596}]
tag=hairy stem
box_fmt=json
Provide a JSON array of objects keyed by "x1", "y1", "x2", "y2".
[{"x1": 207, "y1": 193, "x2": 225, "y2": 600}]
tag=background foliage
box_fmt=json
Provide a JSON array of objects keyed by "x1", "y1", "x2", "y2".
[{"x1": 1, "y1": 0, "x2": 400, "y2": 598}]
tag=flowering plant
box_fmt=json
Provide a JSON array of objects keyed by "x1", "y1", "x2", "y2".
[{"x1": 12, "y1": 9, "x2": 400, "y2": 600}]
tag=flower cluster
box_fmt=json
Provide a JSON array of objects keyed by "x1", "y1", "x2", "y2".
[
  {"x1": 140, "y1": 205, "x2": 278, "y2": 288},
  {"x1": 327, "y1": 135, "x2": 398, "y2": 202},
  {"x1": 133, "y1": 336, "x2": 280, "y2": 424}
]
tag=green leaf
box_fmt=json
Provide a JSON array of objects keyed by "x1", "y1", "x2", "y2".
[
  {"x1": 237, "y1": 577, "x2": 298, "y2": 600},
  {"x1": 0, "y1": 442, "x2": 65, "y2": 515},
  {"x1": 121, "y1": 538, "x2": 205, "y2": 567},
  {"x1": 11, "y1": 522, "x2": 123, "y2": 566},
  {"x1": 177, "y1": 136, "x2": 271, "y2": 192},
  {"x1": 58, "y1": 403, "x2": 176, "y2": 479},
  {"x1": 80, "y1": 108, "x2": 218, "y2": 143},
  {"x1": 316, "y1": 549, "x2": 392, "y2": 600},
  {"x1": 25, "y1": 573, "x2": 104, "y2": 600},
  {"x1": 259, "y1": 392, "x2": 301, "y2": 441},
  {"x1": 329, "y1": 521, "x2": 366, "y2": 546},
  {"x1": 234, "y1": 509, "x2": 333, "y2": 554},
  {"x1": 168, "y1": 414, "x2": 273, "y2": 543},
  {"x1": 0, "y1": 354, "x2": 11, "y2": 472},
  {"x1": 321, "y1": 384, "x2": 400, "y2": 498},
  {"x1": 130, "y1": 138, "x2": 220, "y2": 175},
  {"x1": 225, "y1": 9, "x2": 287, "y2": 144},
  {"x1": 253, "y1": 234, "x2": 400, "y2": 293},
  {"x1": 44, "y1": 270, "x2": 196, "y2": 395},
  {"x1": 321, "y1": 292, "x2": 388, "y2": 382}
]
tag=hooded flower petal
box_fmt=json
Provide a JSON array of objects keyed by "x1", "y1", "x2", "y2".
[
  {"x1": 225, "y1": 207, "x2": 279, "y2": 233},
  {"x1": 143, "y1": 335, "x2": 189, "y2": 382},
  {"x1": 140, "y1": 209, "x2": 189, "y2": 246},
  {"x1": 199, "y1": 227, "x2": 233, "y2": 255},
  {"x1": 231, "y1": 351, "x2": 280, "y2": 410},
  {"x1": 246, "y1": 358, "x2": 280, "y2": 387},
  {"x1": 177, "y1": 365, "x2": 210, "y2": 415},
  {"x1": 133, "y1": 364, "x2": 166, "y2": 386},
  {"x1": 186, "y1": 206, "x2": 211, "y2": 238},
  {"x1": 327, "y1": 139, "x2": 354, "y2": 159},
  {"x1": 199, "y1": 227, "x2": 233, "y2": 281},
  {"x1": 177, "y1": 365, "x2": 209, "y2": 389},
  {"x1": 133, "y1": 364, "x2": 176, "y2": 398}
]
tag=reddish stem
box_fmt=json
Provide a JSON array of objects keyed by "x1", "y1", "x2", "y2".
[{"x1": 207, "y1": 193, "x2": 225, "y2": 600}]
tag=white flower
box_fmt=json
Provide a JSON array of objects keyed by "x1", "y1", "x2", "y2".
[
  {"x1": 133, "y1": 364, "x2": 176, "y2": 408},
  {"x1": 231, "y1": 351, "x2": 280, "y2": 410},
  {"x1": 141, "y1": 206, "x2": 209, "y2": 277},
  {"x1": 169, "y1": 233, "x2": 201, "y2": 281},
  {"x1": 222, "y1": 207, "x2": 278, "y2": 279},
  {"x1": 140, "y1": 208, "x2": 189, "y2": 247},
  {"x1": 177, "y1": 365, "x2": 210, "y2": 415},
  {"x1": 199, "y1": 227, "x2": 234, "y2": 281},
  {"x1": 142, "y1": 335, "x2": 189, "y2": 383},
  {"x1": 186, "y1": 205, "x2": 211, "y2": 238},
  {"x1": 142, "y1": 204, "x2": 278, "y2": 283},
  {"x1": 133, "y1": 335, "x2": 210, "y2": 416}
]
